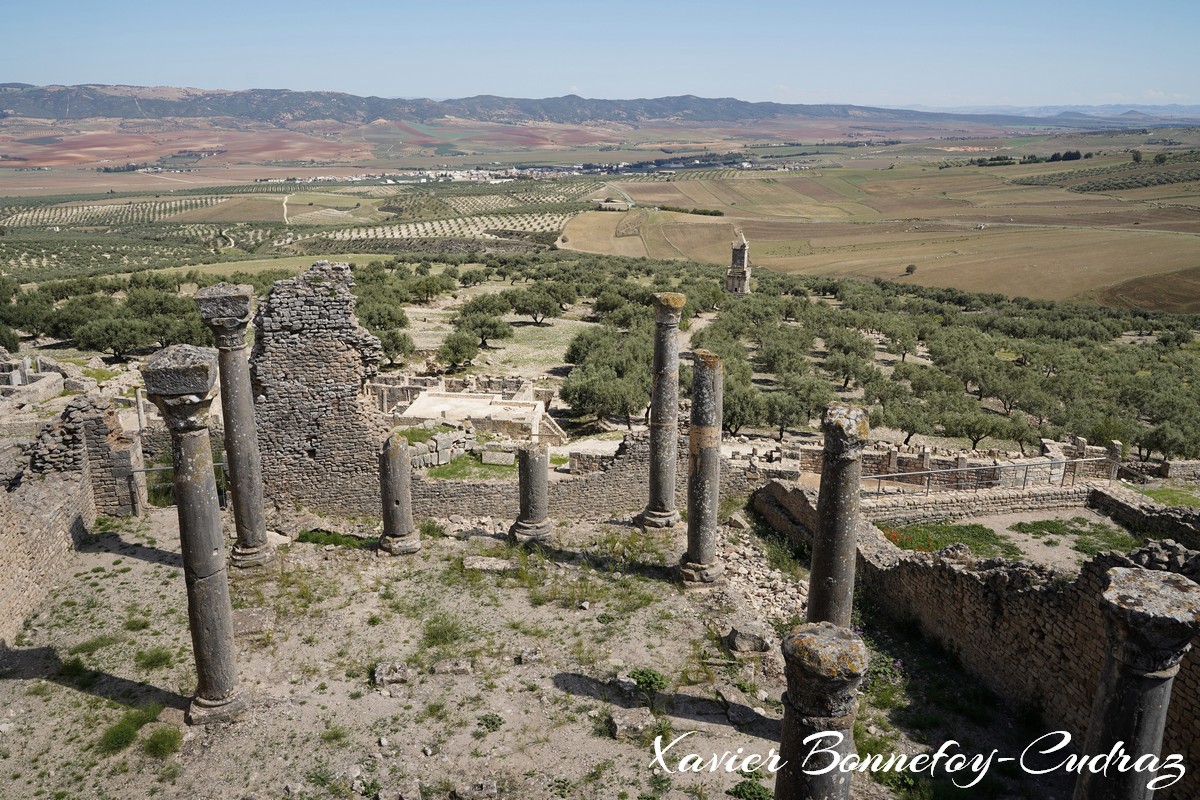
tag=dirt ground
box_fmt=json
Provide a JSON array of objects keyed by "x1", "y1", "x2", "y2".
[
  {"x1": 0, "y1": 506, "x2": 820, "y2": 800},
  {"x1": 0, "y1": 490, "x2": 1095, "y2": 800}
]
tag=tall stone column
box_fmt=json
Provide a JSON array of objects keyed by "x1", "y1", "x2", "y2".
[
  {"x1": 379, "y1": 432, "x2": 420, "y2": 555},
  {"x1": 776, "y1": 622, "x2": 868, "y2": 800},
  {"x1": 806, "y1": 404, "x2": 869, "y2": 627},
  {"x1": 639, "y1": 292, "x2": 686, "y2": 528},
  {"x1": 141, "y1": 346, "x2": 247, "y2": 725},
  {"x1": 509, "y1": 442, "x2": 552, "y2": 544},
  {"x1": 196, "y1": 282, "x2": 272, "y2": 568},
  {"x1": 1072, "y1": 568, "x2": 1200, "y2": 800},
  {"x1": 679, "y1": 350, "x2": 724, "y2": 584}
]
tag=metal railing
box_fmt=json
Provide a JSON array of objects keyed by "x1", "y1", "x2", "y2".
[{"x1": 861, "y1": 456, "x2": 1114, "y2": 496}]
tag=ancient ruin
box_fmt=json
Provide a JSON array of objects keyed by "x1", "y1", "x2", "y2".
[
  {"x1": 776, "y1": 621, "x2": 868, "y2": 800},
  {"x1": 639, "y1": 291, "x2": 686, "y2": 529},
  {"x1": 679, "y1": 349, "x2": 724, "y2": 584},
  {"x1": 1073, "y1": 568, "x2": 1200, "y2": 800},
  {"x1": 196, "y1": 282, "x2": 273, "y2": 568},
  {"x1": 725, "y1": 231, "x2": 751, "y2": 295},
  {"x1": 2, "y1": 260, "x2": 1198, "y2": 798},
  {"x1": 509, "y1": 442, "x2": 553, "y2": 543},
  {"x1": 806, "y1": 403, "x2": 868, "y2": 627},
  {"x1": 378, "y1": 432, "x2": 420, "y2": 555},
  {"x1": 251, "y1": 261, "x2": 389, "y2": 518},
  {"x1": 141, "y1": 345, "x2": 246, "y2": 724}
]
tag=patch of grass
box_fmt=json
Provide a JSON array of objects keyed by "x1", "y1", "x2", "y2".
[
  {"x1": 422, "y1": 612, "x2": 466, "y2": 648},
  {"x1": 428, "y1": 453, "x2": 517, "y2": 479},
  {"x1": 97, "y1": 703, "x2": 163, "y2": 755},
  {"x1": 296, "y1": 529, "x2": 372, "y2": 549},
  {"x1": 880, "y1": 522, "x2": 1023, "y2": 559},
  {"x1": 134, "y1": 647, "x2": 174, "y2": 670},
  {"x1": 68, "y1": 634, "x2": 125, "y2": 655},
  {"x1": 123, "y1": 617, "x2": 151, "y2": 632},
  {"x1": 726, "y1": 779, "x2": 772, "y2": 800},
  {"x1": 1009, "y1": 517, "x2": 1143, "y2": 556},
  {"x1": 142, "y1": 726, "x2": 182, "y2": 759},
  {"x1": 393, "y1": 424, "x2": 456, "y2": 444},
  {"x1": 82, "y1": 366, "x2": 122, "y2": 382},
  {"x1": 419, "y1": 518, "x2": 446, "y2": 538},
  {"x1": 319, "y1": 723, "x2": 350, "y2": 745},
  {"x1": 477, "y1": 713, "x2": 505, "y2": 733},
  {"x1": 1140, "y1": 486, "x2": 1200, "y2": 509}
]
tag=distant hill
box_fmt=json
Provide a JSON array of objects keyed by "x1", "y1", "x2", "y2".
[
  {"x1": 905, "y1": 102, "x2": 1200, "y2": 119},
  {"x1": 0, "y1": 83, "x2": 1179, "y2": 129}
]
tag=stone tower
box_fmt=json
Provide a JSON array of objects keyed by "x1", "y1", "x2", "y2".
[{"x1": 725, "y1": 232, "x2": 751, "y2": 295}]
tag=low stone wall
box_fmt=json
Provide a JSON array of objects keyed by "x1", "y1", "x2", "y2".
[
  {"x1": 1089, "y1": 485, "x2": 1200, "y2": 551},
  {"x1": 753, "y1": 480, "x2": 1200, "y2": 800},
  {"x1": 1162, "y1": 459, "x2": 1200, "y2": 482},
  {"x1": 862, "y1": 484, "x2": 1093, "y2": 526},
  {"x1": 0, "y1": 469, "x2": 96, "y2": 644}
]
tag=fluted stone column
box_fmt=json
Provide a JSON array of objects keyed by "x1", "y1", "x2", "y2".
[
  {"x1": 379, "y1": 432, "x2": 420, "y2": 555},
  {"x1": 679, "y1": 349, "x2": 724, "y2": 584},
  {"x1": 1073, "y1": 568, "x2": 1200, "y2": 800},
  {"x1": 141, "y1": 346, "x2": 246, "y2": 725},
  {"x1": 776, "y1": 622, "x2": 868, "y2": 800},
  {"x1": 806, "y1": 404, "x2": 869, "y2": 627},
  {"x1": 509, "y1": 442, "x2": 552, "y2": 544},
  {"x1": 639, "y1": 292, "x2": 686, "y2": 529},
  {"x1": 196, "y1": 282, "x2": 272, "y2": 568}
]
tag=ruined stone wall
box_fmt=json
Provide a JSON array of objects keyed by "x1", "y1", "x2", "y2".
[
  {"x1": 861, "y1": 484, "x2": 1093, "y2": 526},
  {"x1": 404, "y1": 432, "x2": 760, "y2": 521},
  {"x1": 753, "y1": 480, "x2": 1200, "y2": 799},
  {"x1": 1161, "y1": 459, "x2": 1200, "y2": 481},
  {"x1": 1, "y1": 403, "x2": 99, "y2": 643},
  {"x1": 250, "y1": 262, "x2": 389, "y2": 518},
  {"x1": 76, "y1": 398, "x2": 145, "y2": 516},
  {"x1": 1088, "y1": 485, "x2": 1200, "y2": 551},
  {"x1": 0, "y1": 471, "x2": 95, "y2": 644}
]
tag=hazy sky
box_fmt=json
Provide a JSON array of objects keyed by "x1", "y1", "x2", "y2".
[{"x1": 6, "y1": 0, "x2": 1198, "y2": 107}]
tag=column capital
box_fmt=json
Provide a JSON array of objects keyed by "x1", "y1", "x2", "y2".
[
  {"x1": 141, "y1": 345, "x2": 218, "y2": 433},
  {"x1": 652, "y1": 292, "x2": 687, "y2": 325},
  {"x1": 1100, "y1": 567, "x2": 1200, "y2": 674},
  {"x1": 822, "y1": 403, "x2": 869, "y2": 458},
  {"x1": 196, "y1": 282, "x2": 254, "y2": 350}
]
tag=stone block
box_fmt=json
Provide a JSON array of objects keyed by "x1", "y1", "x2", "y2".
[
  {"x1": 481, "y1": 450, "x2": 515, "y2": 466},
  {"x1": 195, "y1": 282, "x2": 254, "y2": 322},
  {"x1": 142, "y1": 345, "x2": 217, "y2": 396}
]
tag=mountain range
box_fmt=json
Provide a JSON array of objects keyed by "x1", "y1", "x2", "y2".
[{"x1": 4, "y1": 83, "x2": 1196, "y2": 128}]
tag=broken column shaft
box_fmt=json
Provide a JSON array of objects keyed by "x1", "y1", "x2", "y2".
[
  {"x1": 806, "y1": 403, "x2": 869, "y2": 627},
  {"x1": 640, "y1": 292, "x2": 686, "y2": 528},
  {"x1": 196, "y1": 282, "x2": 272, "y2": 568},
  {"x1": 776, "y1": 621, "x2": 868, "y2": 800},
  {"x1": 509, "y1": 442, "x2": 552, "y2": 544},
  {"x1": 379, "y1": 432, "x2": 420, "y2": 555},
  {"x1": 1072, "y1": 567, "x2": 1200, "y2": 800},
  {"x1": 680, "y1": 349, "x2": 724, "y2": 584},
  {"x1": 141, "y1": 345, "x2": 246, "y2": 725}
]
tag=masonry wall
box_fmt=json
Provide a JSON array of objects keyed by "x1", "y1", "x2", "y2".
[
  {"x1": 1088, "y1": 485, "x2": 1200, "y2": 551},
  {"x1": 1, "y1": 404, "x2": 99, "y2": 644},
  {"x1": 250, "y1": 261, "x2": 390, "y2": 518},
  {"x1": 1162, "y1": 459, "x2": 1200, "y2": 481},
  {"x1": 753, "y1": 480, "x2": 1200, "y2": 800},
  {"x1": 408, "y1": 432, "x2": 760, "y2": 521},
  {"x1": 861, "y1": 484, "x2": 1093, "y2": 526}
]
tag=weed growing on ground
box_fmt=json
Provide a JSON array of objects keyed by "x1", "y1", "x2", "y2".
[{"x1": 880, "y1": 522, "x2": 1023, "y2": 559}]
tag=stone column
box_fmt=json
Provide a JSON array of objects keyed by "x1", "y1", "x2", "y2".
[
  {"x1": 141, "y1": 346, "x2": 246, "y2": 725},
  {"x1": 509, "y1": 442, "x2": 552, "y2": 544},
  {"x1": 639, "y1": 292, "x2": 686, "y2": 528},
  {"x1": 776, "y1": 621, "x2": 868, "y2": 800},
  {"x1": 1072, "y1": 567, "x2": 1200, "y2": 800},
  {"x1": 379, "y1": 432, "x2": 420, "y2": 555},
  {"x1": 195, "y1": 282, "x2": 272, "y2": 568},
  {"x1": 806, "y1": 404, "x2": 869, "y2": 627},
  {"x1": 679, "y1": 349, "x2": 724, "y2": 584}
]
